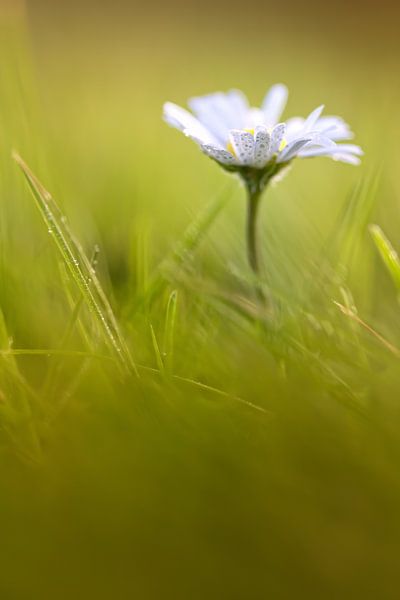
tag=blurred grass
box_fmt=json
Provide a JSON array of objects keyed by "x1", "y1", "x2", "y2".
[{"x1": 1, "y1": 2, "x2": 400, "y2": 598}]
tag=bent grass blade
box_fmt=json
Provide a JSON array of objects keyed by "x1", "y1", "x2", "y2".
[{"x1": 13, "y1": 152, "x2": 137, "y2": 375}]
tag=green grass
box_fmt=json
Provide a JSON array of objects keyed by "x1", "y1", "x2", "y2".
[{"x1": 1, "y1": 7, "x2": 400, "y2": 599}]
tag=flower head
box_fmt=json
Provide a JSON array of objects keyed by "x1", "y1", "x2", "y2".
[{"x1": 163, "y1": 84, "x2": 362, "y2": 183}]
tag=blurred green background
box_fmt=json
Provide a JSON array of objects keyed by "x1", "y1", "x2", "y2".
[{"x1": 1, "y1": 0, "x2": 400, "y2": 598}]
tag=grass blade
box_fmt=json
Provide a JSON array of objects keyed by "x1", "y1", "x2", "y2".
[
  {"x1": 150, "y1": 324, "x2": 165, "y2": 375},
  {"x1": 13, "y1": 152, "x2": 136, "y2": 375},
  {"x1": 370, "y1": 224, "x2": 400, "y2": 291},
  {"x1": 163, "y1": 289, "x2": 178, "y2": 373}
]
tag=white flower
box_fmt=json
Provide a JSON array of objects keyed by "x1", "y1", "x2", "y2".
[{"x1": 163, "y1": 84, "x2": 363, "y2": 171}]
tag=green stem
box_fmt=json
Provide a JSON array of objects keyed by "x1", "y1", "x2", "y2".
[
  {"x1": 246, "y1": 188, "x2": 262, "y2": 275},
  {"x1": 245, "y1": 179, "x2": 270, "y2": 310}
]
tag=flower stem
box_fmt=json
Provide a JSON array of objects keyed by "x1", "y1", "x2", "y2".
[
  {"x1": 245, "y1": 180, "x2": 271, "y2": 310},
  {"x1": 246, "y1": 187, "x2": 262, "y2": 275}
]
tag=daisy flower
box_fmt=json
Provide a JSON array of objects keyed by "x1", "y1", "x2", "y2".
[{"x1": 163, "y1": 84, "x2": 362, "y2": 275}]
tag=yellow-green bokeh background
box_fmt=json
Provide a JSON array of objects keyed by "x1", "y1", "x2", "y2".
[
  {"x1": 1, "y1": 1, "x2": 400, "y2": 598},
  {"x1": 2, "y1": 0, "x2": 400, "y2": 333}
]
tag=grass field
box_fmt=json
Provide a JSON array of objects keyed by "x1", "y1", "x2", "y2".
[{"x1": 1, "y1": 2, "x2": 400, "y2": 598}]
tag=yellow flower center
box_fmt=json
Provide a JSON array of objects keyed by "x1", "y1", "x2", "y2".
[{"x1": 226, "y1": 140, "x2": 235, "y2": 155}]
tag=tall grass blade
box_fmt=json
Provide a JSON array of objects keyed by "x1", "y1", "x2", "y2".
[
  {"x1": 370, "y1": 224, "x2": 400, "y2": 291},
  {"x1": 163, "y1": 289, "x2": 178, "y2": 373},
  {"x1": 150, "y1": 323, "x2": 165, "y2": 375},
  {"x1": 13, "y1": 152, "x2": 136, "y2": 375}
]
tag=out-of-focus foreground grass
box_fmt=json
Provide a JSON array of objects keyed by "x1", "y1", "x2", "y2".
[{"x1": 1, "y1": 1, "x2": 400, "y2": 598}]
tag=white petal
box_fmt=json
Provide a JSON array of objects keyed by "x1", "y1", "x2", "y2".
[
  {"x1": 163, "y1": 102, "x2": 218, "y2": 145},
  {"x1": 332, "y1": 144, "x2": 363, "y2": 155},
  {"x1": 285, "y1": 117, "x2": 306, "y2": 141},
  {"x1": 247, "y1": 107, "x2": 266, "y2": 128},
  {"x1": 315, "y1": 116, "x2": 345, "y2": 131},
  {"x1": 298, "y1": 147, "x2": 334, "y2": 158},
  {"x1": 303, "y1": 105, "x2": 325, "y2": 131},
  {"x1": 306, "y1": 133, "x2": 337, "y2": 148},
  {"x1": 261, "y1": 84, "x2": 288, "y2": 126},
  {"x1": 332, "y1": 153, "x2": 361, "y2": 165},
  {"x1": 314, "y1": 116, "x2": 354, "y2": 141},
  {"x1": 188, "y1": 96, "x2": 228, "y2": 145},
  {"x1": 277, "y1": 137, "x2": 312, "y2": 163},
  {"x1": 299, "y1": 144, "x2": 363, "y2": 158},
  {"x1": 201, "y1": 144, "x2": 237, "y2": 166},
  {"x1": 269, "y1": 123, "x2": 286, "y2": 157},
  {"x1": 189, "y1": 90, "x2": 249, "y2": 146},
  {"x1": 279, "y1": 131, "x2": 336, "y2": 162},
  {"x1": 286, "y1": 112, "x2": 354, "y2": 144},
  {"x1": 229, "y1": 130, "x2": 255, "y2": 165},
  {"x1": 226, "y1": 89, "x2": 250, "y2": 125},
  {"x1": 253, "y1": 126, "x2": 271, "y2": 168}
]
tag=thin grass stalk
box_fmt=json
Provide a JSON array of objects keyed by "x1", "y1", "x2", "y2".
[{"x1": 13, "y1": 152, "x2": 137, "y2": 375}]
